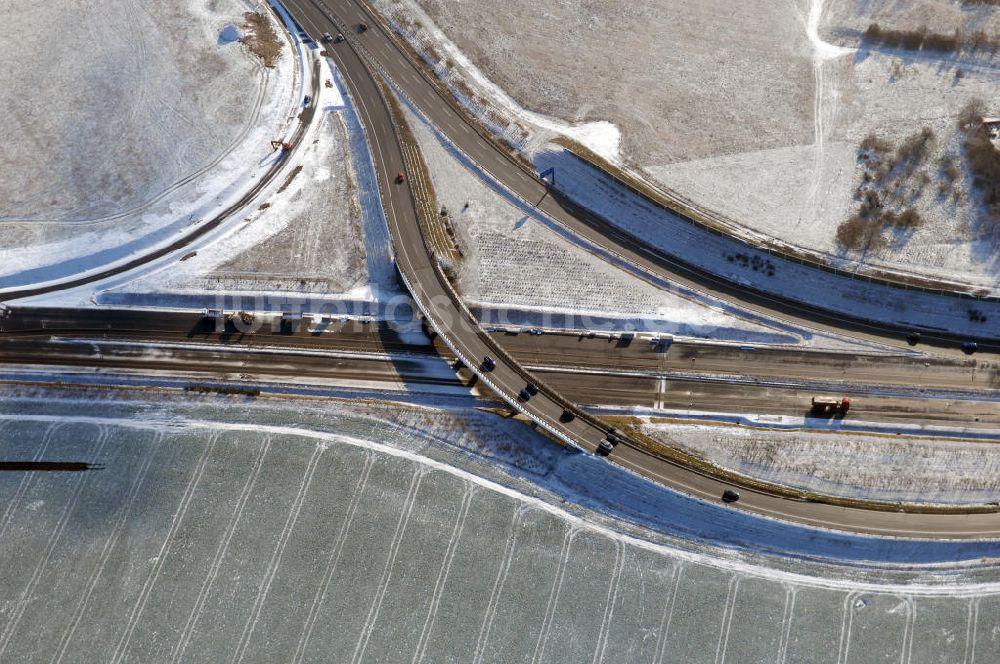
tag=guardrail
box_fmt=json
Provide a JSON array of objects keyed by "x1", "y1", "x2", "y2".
[{"x1": 314, "y1": 5, "x2": 611, "y2": 449}]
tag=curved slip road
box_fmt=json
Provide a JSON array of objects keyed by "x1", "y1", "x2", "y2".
[
  {"x1": 294, "y1": 0, "x2": 1000, "y2": 357},
  {"x1": 268, "y1": 0, "x2": 1000, "y2": 539}
]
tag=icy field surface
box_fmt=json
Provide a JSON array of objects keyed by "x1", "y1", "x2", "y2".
[
  {"x1": 0, "y1": 390, "x2": 999, "y2": 663},
  {"x1": 0, "y1": 0, "x2": 295, "y2": 289},
  {"x1": 95, "y1": 62, "x2": 397, "y2": 313}
]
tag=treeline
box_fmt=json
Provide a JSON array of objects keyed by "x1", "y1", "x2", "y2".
[{"x1": 863, "y1": 23, "x2": 998, "y2": 53}]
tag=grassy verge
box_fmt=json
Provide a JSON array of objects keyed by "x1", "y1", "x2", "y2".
[
  {"x1": 379, "y1": 79, "x2": 462, "y2": 263},
  {"x1": 603, "y1": 415, "x2": 1000, "y2": 515}
]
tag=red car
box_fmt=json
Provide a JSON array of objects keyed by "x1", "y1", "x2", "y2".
[
  {"x1": 359, "y1": 21, "x2": 369, "y2": 32},
  {"x1": 396, "y1": 171, "x2": 406, "y2": 184}
]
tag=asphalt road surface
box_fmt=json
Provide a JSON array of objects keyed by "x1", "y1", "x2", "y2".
[
  {"x1": 295, "y1": 0, "x2": 1000, "y2": 355},
  {"x1": 263, "y1": 0, "x2": 1000, "y2": 538}
]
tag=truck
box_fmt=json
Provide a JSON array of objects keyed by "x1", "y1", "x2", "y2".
[{"x1": 810, "y1": 396, "x2": 850, "y2": 417}]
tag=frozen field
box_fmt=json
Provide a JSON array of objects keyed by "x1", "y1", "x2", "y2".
[
  {"x1": 1, "y1": 390, "x2": 1000, "y2": 663},
  {"x1": 375, "y1": 0, "x2": 1000, "y2": 287},
  {"x1": 0, "y1": 0, "x2": 296, "y2": 289},
  {"x1": 96, "y1": 62, "x2": 397, "y2": 313}
]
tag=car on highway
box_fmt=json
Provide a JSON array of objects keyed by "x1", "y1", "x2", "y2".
[
  {"x1": 907, "y1": 331, "x2": 921, "y2": 346},
  {"x1": 961, "y1": 341, "x2": 978, "y2": 354},
  {"x1": 517, "y1": 388, "x2": 531, "y2": 402},
  {"x1": 525, "y1": 383, "x2": 538, "y2": 396},
  {"x1": 335, "y1": 33, "x2": 345, "y2": 43},
  {"x1": 358, "y1": 21, "x2": 369, "y2": 32},
  {"x1": 303, "y1": 95, "x2": 311, "y2": 106},
  {"x1": 722, "y1": 489, "x2": 741, "y2": 503},
  {"x1": 559, "y1": 409, "x2": 575, "y2": 423},
  {"x1": 597, "y1": 440, "x2": 614, "y2": 456},
  {"x1": 396, "y1": 171, "x2": 406, "y2": 184},
  {"x1": 321, "y1": 32, "x2": 334, "y2": 43},
  {"x1": 481, "y1": 356, "x2": 496, "y2": 372}
]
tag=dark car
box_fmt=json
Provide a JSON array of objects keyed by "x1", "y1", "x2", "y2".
[
  {"x1": 722, "y1": 489, "x2": 741, "y2": 503},
  {"x1": 961, "y1": 341, "x2": 978, "y2": 355},
  {"x1": 517, "y1": 388, "x2": 531, "y2": 402},
  {"x1": 359, "y1": 21, "x2": 369, "y2": 32},
  {"x1": 525, "y1": 383, "x2": 538, "y2": 396},
  {"x1": 303, "y1": 95, "x2": 311, "y2": 106},
  {"x1": 559, "y1": 410, "x2": 576, "y2": 423},
  {"x1": 906, "y1": 331, "x2": 921, "y2": 346},
  {"x1": 481, "y1": 356, "x2": 496, "y2": 372},
  {"x1": 597, "y1": 440, "x2": 614, "y2": 456}
]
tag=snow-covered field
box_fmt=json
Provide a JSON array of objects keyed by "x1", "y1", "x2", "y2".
[
  {"x1": 0, "y1": 0, "x2": 297, "y2": 291},
  {"x1": 92, "y1": 61, "x2": 399, "y2": 313},
  {"x1": 371, "y1": 0, "x2": 1000, "y2": 289},
  {"x1": 642, "y1": 420, "x2": 1000, "y2": 506},
  {"x1": 0, "y1": 387, "x2": 999, "y2": 664}
]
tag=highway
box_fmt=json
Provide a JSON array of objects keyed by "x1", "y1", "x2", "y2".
[
  {"x1": 258, "y1": 0, "x2": 1000, "y2": 538},
  {"x1": 2, "y1": 329, "x2": 997, "y2": 431},
  {"x1": 1, "y1": 0, "x2": 998, "y2": 538},
  {"x1": 287, "y1": 0, "x2": 1000, "y2": 356}
]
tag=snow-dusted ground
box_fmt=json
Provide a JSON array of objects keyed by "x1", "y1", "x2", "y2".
[
  {"x1": 0, "y1": 0, "x2": 297, "y2": 291},
  {"x1": 404, "y1": 97, "x2": 897, "y2": 351},
  {"x1": 642, "y1": 420, "x2": 1000, "y2": 506},
  {"x1": 538, "y1": 145, "x2": 1000, "y2": 337},
  {"x1": 371, "y1": 0, "x2": 1000, "y2": 290},
  {"x1": 13, "y1": 55, "x2": 400, "y2": 317},
  {"x1": 90, "y1": 60, "x2": 399, "y2": 314}
]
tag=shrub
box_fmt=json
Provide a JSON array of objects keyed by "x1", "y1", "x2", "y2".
[{"x1": 837, "y1": 215, "x2": 883, "y2": 251}]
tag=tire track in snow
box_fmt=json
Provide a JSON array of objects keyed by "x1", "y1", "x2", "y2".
[
  {"x1": 170, "y1": 434, "x2": 272, "y2": 664},
  {"x1": 472, "y1": 506, "x2": 523, "y2": 664},
  {"x1": 713, "y1": 575, "x2": 740, "y2": 664},
  {"x1": 349, "y1": 468, "x2": 426, "y2": 664},
  {"x1": 411, "y1": 483, "x2": 475, "y2": 664},
  {"x1": 0, "y1": 427, "x2": 111, "y2": 660},
  {"x1": 775, "y1": 586, "x2": 797, "y2": 664},
  {"x1": 531, "y1": 526, "x2": 576, "y2": 664},
  {"x1": 0, "y1": 422, "x2": 56, "y2": 546},
  {"x1": 109, "y1": 433, "x2": 218, "y2": 664},
  {"x1": 654, "y1": 563, "x2": 684, "y2": 664},
  {"x1": 232, "y1": 442, "x2": 325, "y2": 664},
  {"x1": 51, "y1": 432, "x2": 165, "y2": 664},
  {"x1": 590, "y1": 540, "x2": 624, "y2": 664},
  {"x1": 291, "y1": 452, "x2": 376, "y2": 664}
]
